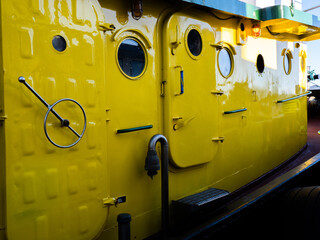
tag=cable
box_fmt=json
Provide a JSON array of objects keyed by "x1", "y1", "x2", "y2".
[
  {"x1": 266, "y1": 26, "x2": 281, "y2": 36},
  {"x1": 304, "y1": 5, "x2": 320, "y2": 12},
  {"x1": 211, "y1": 11, "x2": 236, "y2": 21}
]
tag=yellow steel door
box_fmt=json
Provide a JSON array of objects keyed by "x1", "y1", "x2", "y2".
[
  {"x1": 163, "y1": 13, "x2": 219, "y2": 168},
  {"x1": 102, "y1": 22, "x2": 161, "y2": 236},
  {"x1": 2, "y1": 1, "x2": 109, "y2": 239}
]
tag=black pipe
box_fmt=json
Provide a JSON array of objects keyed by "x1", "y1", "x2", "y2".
[
  {"x1": 145, "y1": 134, "x2": 169, "y2": 237},
  {"x1": 117, "y1": 213, "x2": 131, "y2": 240}
]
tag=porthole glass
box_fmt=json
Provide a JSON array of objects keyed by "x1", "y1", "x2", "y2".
[
  {"x1": 118, "y1": 38, "x2": 146, "y2": 78},
  {"x1": 218, "y1": 48, "x2": 233, "y2": 78},
  {"x1": 187, "y1": 29, "x2": 202, "y2": 57},
  {"x1": 256, "y1": 54, "x2": 265, "y2": 73},
  {"x1": 52, "y1": 35, "x2": 67, "y2": 52},
  {"x1": 284, "y1": 52, "x2": 292, "y2": 75}
]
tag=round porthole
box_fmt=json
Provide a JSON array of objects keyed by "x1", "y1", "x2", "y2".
[
  {"x1": 52, "y1": 35, "x2": 67, "y2": 52},
  {"x1": 117, "y1": 38, "x2": 146, "y2": 78},
  {"x1": 256, "y1": 54, "x2": 265, "y2": 74},
  {"x1": 187, "y1": 29, "x2": 202, "y2": 57},
  {"x1": 284, "y1": 52, "x2": 292, "y2": 75},
  {"x1": 218, "y1": 48, "x2": 233, "y2": 78}
]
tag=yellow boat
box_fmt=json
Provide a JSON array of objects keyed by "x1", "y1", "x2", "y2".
[{"x1": 1, "y1": 0, "x2": 320, "y2": 239}]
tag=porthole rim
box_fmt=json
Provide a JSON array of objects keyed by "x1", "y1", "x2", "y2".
[
  {"x1": 51, "y1": 33, "x2": 69, "y2": 54},
  {"x1": 116, "y1": 37, "x2": 148, "y2": 80},
  {"x1": 283, "y1": 52, "x2": 292, "y2": 75},
  {"x1": 184, "y1": 25, "x2": 203, "y2": 60},
  {"x1": 217, "y1": 47, "x2": 234, "y2": 79},
  {"x1": 256, "y1": 54, "x2": 265, "y2": 74}
]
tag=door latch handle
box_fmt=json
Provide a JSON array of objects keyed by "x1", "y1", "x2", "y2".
[
  {"x1": 174, "y1": 66, "x2": 184, "y2": 96},
  {"x1": 180, "y1": 70, "x2": 184, "y2": 95},
  {"x1": 173, "y1": 116, "x2": 195, "y2": 131}
]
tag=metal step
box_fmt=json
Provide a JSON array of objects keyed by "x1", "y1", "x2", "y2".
[
  {"x1": 174, "y1": 188, "x2": 229, "y2": 208},
  {"x1": 171, "y1": 188, "x2": 230, "y2": 228}
]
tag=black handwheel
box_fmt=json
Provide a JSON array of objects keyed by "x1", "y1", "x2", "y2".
[
  {"x1": 44, "y1": 98, "x2": 87, "y2": 148},
  {"x1": 19, "y1": 76, "x2": 87, "y2": 149}
]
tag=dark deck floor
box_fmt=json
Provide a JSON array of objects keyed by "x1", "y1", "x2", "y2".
[
  {"x1": 178, "y1": 116, "x2": 320, "y2": 239},
  {"x1": 211, "y1": 116, "x2": 320, "y2": 239},
  {"x1": 306, "y1": 116, "x2": 320, "y2": 158}
]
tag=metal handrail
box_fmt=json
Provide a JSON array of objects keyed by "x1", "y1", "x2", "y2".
[
  {"x1": 276, "y1": 91, "x2": 312, "y2": 103},
  {"x1": 117, "y1": 125, "x2": 153, "y2": 134},
  {"x1": 223, "y1": 108, "x2": 247, "y2": 115}
]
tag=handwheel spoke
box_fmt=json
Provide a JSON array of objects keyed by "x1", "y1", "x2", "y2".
[
  {"x1": 67, "y1": 125, "x2": 81, "y2": 138},
  {"x1": 19, "y1": 76, "x2": 65, "y2": 124}
]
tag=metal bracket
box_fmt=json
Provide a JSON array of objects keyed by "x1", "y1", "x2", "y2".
[
  {"x1": 98, "y1": 22, "x2": 116, "y2": 32},
  {"x1": 212, "y1": 137, "x2": 225, "y2": 143},
  {"x1": 211, "y1": 90, "x2": 224, "y2": 95},
  {"x1": 171, "y1": 26, "x2": 181, "y2": 55},
  {"x1": 103, "y1": 196, "x2": 126, "y2": 207},
  {"x1": 210, "y1": 43, "x2": 223, "y2": 49}
]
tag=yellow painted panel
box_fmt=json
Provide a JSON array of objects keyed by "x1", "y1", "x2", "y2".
[
  {"x1": 163, "y1": 13, "x2": 219, "y2": 168},
  {"x1": 2, "y1": 0, "x2": 109, "y2": 239},
  {"x1": 0, "y1": 0, "x2": 310, "y2": 239}
]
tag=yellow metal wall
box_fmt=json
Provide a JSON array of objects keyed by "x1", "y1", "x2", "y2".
[
  {"x1": 99, "y1": 2, "x2": 308, "y2": 238},
  {"x1": 0, "y1": 0, "x2": 309, "y2": 239},
  {"x1": 1, "y1": 0, "x2": 110, "y2": 239},
  {"x1": 0, "y1": 1, "x2": 5, "y2": 238},
  {"x1": 99, "y1": 1, "x2": 165, "y2": 238}
]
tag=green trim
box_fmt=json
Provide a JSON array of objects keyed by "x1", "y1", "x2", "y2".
[
  {"x1": 181, "y1": 0, "x2": 258, "y2": 19},
  {"x1": 117, "y1": 125, "x2": 153, "y2": 134},
  {"x1": 223, "y1": 108, "x2": 247, "y2": 115},
  {"x1": 180, "y1": 0, "x2": 320, "y2": 28},
  {"x1": 276, "y1": 91, "x2": 312, "y2": 103},
  {"x1": 256, "y1": 5, "x2": 318, "y2": 27}
]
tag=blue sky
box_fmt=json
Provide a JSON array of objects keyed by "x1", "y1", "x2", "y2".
[{"x1": 303, "y1": 0, "x2": 320, "y2": 73}]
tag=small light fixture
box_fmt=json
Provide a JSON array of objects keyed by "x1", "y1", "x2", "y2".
[
  {"x1": 252, "y1": 23, "x2": 261, "y2": 38},
  {"x1": 237, "y1": 20, "x2": 248, "y2": 45},
  {"x1": 131, "y1": 0, "x2": 143, "y2": 20}
]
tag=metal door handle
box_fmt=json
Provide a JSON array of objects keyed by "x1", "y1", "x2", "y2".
[
  {"x1": 174, "y1": 66, "x2": 184, "y2": 96},
  {"x1": 180, "y1": 70, "x2": 184, "y2": 95},
  {"x1": 173, "y1": 116, "x2": 195, "y2": 131}
]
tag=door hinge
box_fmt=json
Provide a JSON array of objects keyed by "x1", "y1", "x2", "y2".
[
  {"x1": 0, "y1": 115, "x2": 7, "y2": 121},
  {"x1": 161, "y1": 81, "x2": 166, "y2": 97}
]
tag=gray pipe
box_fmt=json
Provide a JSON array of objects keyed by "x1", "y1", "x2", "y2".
[{"x1": 145, "y1": 134, "x2": 169, "y2": 237}]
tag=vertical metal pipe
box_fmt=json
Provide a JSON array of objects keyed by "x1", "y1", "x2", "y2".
[
  {"x1": 160, "y1": 138, "x2": 169, "y2": 237},
  {"x1": 117, "y1": 213, "x2": 131, "y2": 240},
  {"x1": 146, "y1": 134, "x2": 169, "y2": 237}
]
